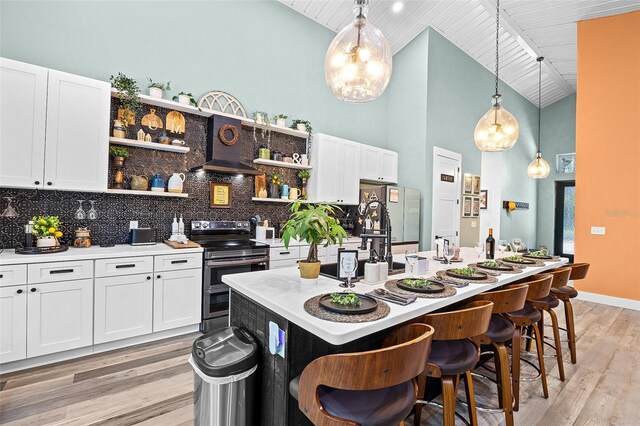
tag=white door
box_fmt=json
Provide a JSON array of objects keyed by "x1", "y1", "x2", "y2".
[
  {"x1": 94, "y1": 274, "x2": 153, "y2": 344},
  {"x1": 27, "y1": 279, "x2": 93, "y2": 357},
  {"x1": 431, "y1": 147, "x2": 462, "y2": 248},
  {"x1": 153, "y1": 269, "x2": 201, "y2": 332},
  {"x1": 338, "y1": 140, "x2": 361, "y2": 205},
  {"x1": 0, "y1": 285, "x2": 27, "y2": 363},
  {"x1": 360, "y1": 145, "x2": 380, "y2": 181},
  {"x1": 380, "y1": 150, "x2": 398, "y2": 184},
  {"x1": 0, "y1": 58, "x2": 48, "y2": 189},
  {"x1": 44, "y1": 70, "x2": 110, "y2": 192}
]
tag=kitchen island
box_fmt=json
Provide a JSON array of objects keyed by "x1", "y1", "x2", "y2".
[{"x1": 223, "y1": 248, "x2": 568, "y2": 425}]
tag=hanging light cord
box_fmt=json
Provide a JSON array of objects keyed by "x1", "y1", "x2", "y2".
[
  {"x1": 537, "y1": 57, "x2": 543, "y2": 153},
  {"x1": 494, "y1": 0, "x2": 500, "y2": 97}
]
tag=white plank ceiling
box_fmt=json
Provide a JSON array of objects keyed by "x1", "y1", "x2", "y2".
[{"x1": 278, "y1": 0, "x2": 640, "y2": 107}]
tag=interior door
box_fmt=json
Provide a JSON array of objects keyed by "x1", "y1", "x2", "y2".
[
  {"x1": 431, "y1": 147, "x2": 462, "y2": 248},
  {"x1": 554, "y1": 180, "x2": 576, "y2": 262}
]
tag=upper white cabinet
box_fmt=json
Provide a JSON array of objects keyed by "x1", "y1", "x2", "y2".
[
  {"x1": 0, "y1": 58, "x2": 110, "y2": 192},
  {"x1": 360, "y1": 145, "x2": 398, "y2": 184},
  {"x1": 307, "y1": 133, "x2": 361, "y2": 205}
]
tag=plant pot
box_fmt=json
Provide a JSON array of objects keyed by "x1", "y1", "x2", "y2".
[
  {"x1": 112, "y1": 156, "x2": 125, "y2": 167},
  {"x1": 36, "y1": 236, "x2": 59, "y2": 248},
  {"x1": 276, "y1": 119, "x2": 286, "y2": 127},
  {"x1": 299, "y1": 261, "x2": 321, "y2": 279},
  {"x1": 149, "y1": 87, "x2": 163, "y2": 98},
  {"x1": 178, "y1": 94, "x2": 191, "y2": 105},
  {"x1": 269, "y1": 183, "x2": 280, "y2": 198},
  {"x1": 297, "y1": 123, "x2": 306, "y2": 132}
]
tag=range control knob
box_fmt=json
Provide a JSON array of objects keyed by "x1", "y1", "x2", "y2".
[
  {"x1": 193, "y1": 222, "x2": 201, "y2": 229},
  {"x1": 201, "y1": 222, "x2": 209, "y2": 229},
  {"x1": 236, "y1": 222, "x2": 242, "y2": 228}
]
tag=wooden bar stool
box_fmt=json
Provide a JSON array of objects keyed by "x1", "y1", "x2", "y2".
[
  {"x1": 551, "y1": 263, "x2": 589, "y2": 364},
  {"x1": 467, "y1": 283, "x2": 529, "y2": 426},
  {"x1": 504, "y1": 273, "x2": 553, "y2": 410},
  {"x1": 290, "y1": 323, "x2": 434, "y2": 426},
  {"x1": 413, "y1": 300, "x2": 494, "y2": 426}
]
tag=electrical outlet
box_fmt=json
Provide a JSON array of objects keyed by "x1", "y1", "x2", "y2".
[
  {"x1": 129, "y1": 221, "x2": 139, "y2": 230},
  {"x1": 471, "y1": 220, "x2": 477, "y2": 228},
  {"x1": 591, "y1": 226, "x2": 605, "y2": 235}
]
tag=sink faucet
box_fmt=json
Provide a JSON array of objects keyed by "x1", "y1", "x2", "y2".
[{"x1": 359, "y1": 199, "x2": 394, "y2": 270}]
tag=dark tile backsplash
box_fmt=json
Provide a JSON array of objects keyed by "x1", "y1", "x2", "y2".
[{"x1": 0, "y1": 101, "x2": 315, "y2": 248}]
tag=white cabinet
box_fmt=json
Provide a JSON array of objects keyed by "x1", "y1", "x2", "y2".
[
  {"x1": 27, "y1": 279, "x2": 93, "y2": 358},
  {"x1": 153, "y1": 269, "x2": 201, "y2": 332},
  {"x1": 0, "y1": 286, "x2": 27, "y2": 363},
  {"x1": 360, "y1": 145, "x2": 398, "y2": 184},
  {"x1": 0, "y1": 58, "x2": 110, "y2": 192},
  {"x1": 94, "y1": 274, "x2": 153, "y2": 344},
  {"x1": 0, "y1": 58, "x2": 48, "y2": 189},
  {"x1": 308, "y1": 133, "x2": 361, "y2": 205}
]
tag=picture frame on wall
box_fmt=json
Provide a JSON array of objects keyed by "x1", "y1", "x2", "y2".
[
  {"x1": 556, "y1": 153, "x2": 576, "y2": 174},
  {"x1": 472, "y1": 198, "x2": 480, "y2": 217},
  {"x1": 480, "y1": 190, "x2": 488, "y2": 209},
  {"x1": 463, "y1": 174, "x2": 473, "y2": 195},
  {"x1": 472, "y1": 175, "x2": 481, "y2": 195},
  {"x1": 210, "y1": 182, "x2": 232, "y2": 208},
  {"x1": 463, "y1": 196, "x2": 472, "y2": 217}
]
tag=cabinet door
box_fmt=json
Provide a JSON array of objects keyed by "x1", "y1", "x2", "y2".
[
  {"x1": 338, "y1": 140, "x2": 361, "y2": 205},
  {"x1": 0, "y1": 58, "x2": 48, "y2": 189},
  {"x1": 94, "y1": 274, "x2": 153, "y2": 344},
  {"x1": 0, "y1": 285, "x2": 27, "y2": 363},
  {"x1": 27, "y1": 279, "x2": 93, "y2": 357},
  {"x1": 309, "y1": 134, "x2": 342, "y2": 203},
  {"x1": 44, "y1": 70, "x2": 110, "y2": 192},
  {"x1": 153, "y1": 269, "x2": 201, "y2": 332},
  {"x1": 380, "y1": 150, "x2": 398, "y2": 184},
  {"x1": 360, "y1": 145, "x2": 381, "y2": 181}
]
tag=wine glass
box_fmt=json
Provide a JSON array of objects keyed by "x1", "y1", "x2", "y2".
[
  {"x1": 74, "y1": 200, "x2": 86, "y2": 220},
  {"x1": 443, "y1": 244, "x2": 455, "y2": 264},
  {"x1": 1, "y1": 197, "x2": 18, "y2": 218},
  {"x1": 474, "y1": 242, "x2": 485, "y2": 260},
  {"x1": 497, "y1": 240, "x2": 508, "y2": 257},
  {"x1": 511, "y1": 238, "x2": 523, "y2": 253},
  {"x1": 87, "y1": 200, "x2": 98, "y2": 220},
  {"x1": 340, "y1": 256, "x2": 358, "y2": 288},
  {"x1": 405, "y1": 250, "x2": 418, "y2": 277}
]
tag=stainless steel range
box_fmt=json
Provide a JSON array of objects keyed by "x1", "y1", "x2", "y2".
[{"x1": 190, "y1": 220, "x2": 270, "y2": 332}]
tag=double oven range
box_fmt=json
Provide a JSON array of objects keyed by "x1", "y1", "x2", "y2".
[{"x1": 190, "y1": 221, "x2": 270, "y2": 332}]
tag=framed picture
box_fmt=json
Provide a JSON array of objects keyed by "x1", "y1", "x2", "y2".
[
  {"x1": 556, "y1": 153, "x2": 576, "y2": 174},
  {"x1": 480, "y1": 190, "x2": 488, "y2": 209},
  {"x1": 472, "y1": 175, "x2": 481, "y2": 195},
  {"x1": 389, "y1": 188, "x2": 400, "y2": 203},
  {"x1": 336, "y1": 250, "x2": 358, "y2": 279},
  {"x1": 472, "y1": 198, "x2": 480, "y2": 217},
  {"x1": 463, "y1": 173, "x2": 473, "y2": 195},
  {"x1": 210, "y1": 182, "x2": 231, "y2": 208},
  {"x1": 463, "y1": 196, "x2": 472, "y2": 217}
]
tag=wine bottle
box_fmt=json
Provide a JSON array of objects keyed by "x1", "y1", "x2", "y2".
[{"x1": 486, "y1": 228, "x2": 495, "y2": 259}]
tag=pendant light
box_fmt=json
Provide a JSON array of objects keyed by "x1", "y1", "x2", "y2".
[
  {"x1": 324, "y1": 0, "x2": 392, "y2": 103},
  {"x1": 474, "y1": 0, "x2": 519, "y2": 151},
  {"x1": 527, "y1": 57, "x2": 551, "y2": 178}
]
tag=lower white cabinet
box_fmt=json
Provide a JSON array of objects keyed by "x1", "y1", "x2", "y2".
[
  {"x1": 94, "y1": 274, "x2": 153, "y2": 344},
  {"x1": 0, "y1": 286, "x2": 27, "y2": 363},
  {"x1": 153, "y1": 269, "x2": 201, "y2": 332},
  {"x1": 27, "y1": 279, "x2": 93, "y2": 358}
]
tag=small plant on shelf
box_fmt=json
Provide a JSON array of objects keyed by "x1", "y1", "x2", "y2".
[
  {"x1": 298, "y1": 169, "x2": 310, "y2": 198},
  {"x1": 109, "y1": 146, "x2": 130, "y2": 159},
  {"x1": 172, "y1": 91, "x2": 199, "y2": 108},
  {"x1": 281, "y1": 201, "x2": 347, "y2": 279},
  {"x1": 109, "y1": 147, "x2": 130, "y2": 189},
  {"x1": 290, "y1": 119, "x2": 313, "y2": 156},
  {"x1": 273, "y1": 114, "x2": 288, "y2": 126},
  {"x1": 269, "y1": 174, "x2": 282, "y2": 199},
  {"x1": 252, "y1": 111, "x2": 272, "y2": 147},
  {"x1": 31, "y1": 215, "x2": 63, "y2": 248},
  {"x1": 110, "y1": 72, "x2": 140, "y2": 128},
  {"x1": 147, "y1": 78, "x2": 171, "y2": 98}
]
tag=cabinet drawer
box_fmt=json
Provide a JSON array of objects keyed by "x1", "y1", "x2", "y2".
[
  {"x1": 269, "y1": 259, "x2": 300, "y2": 270},
  {"x1": 269, "y1": 247, "x2": 299, "y2": 261},
  {"x1": 154, "y1": 253, "x2": 202, "y2": 272},
  {"x1": 95, "y1": 257, "x2": 153, "y2": 278},
  {"x1": 0, "y1": 264, "x2": 27, "y2": 287},
  {"x1": 28, "y1": 260, "x2": 93, "y2": 284}
]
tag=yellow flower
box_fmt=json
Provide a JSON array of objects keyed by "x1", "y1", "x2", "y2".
[
  {"x1": 48, "y1": 227, "x2": 56, "y2": 234},
  {"x1": 54, "y1": 231, "x2": 63, "y2": 238}
]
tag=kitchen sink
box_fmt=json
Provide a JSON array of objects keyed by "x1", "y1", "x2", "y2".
[{"x1": 319, "y1": 259, "x2": 406, "y2": 282}]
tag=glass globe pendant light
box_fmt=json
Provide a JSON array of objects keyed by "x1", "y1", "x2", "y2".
[
  {"x1": 528, "y1": 57, "x2": 551, "y2": 178},
  {"x1": 474, "y1": 0, "x2": 519, "y2": 151},
  {"x1": 324, "y1": 0, "x2": 392, "y2": 103}
]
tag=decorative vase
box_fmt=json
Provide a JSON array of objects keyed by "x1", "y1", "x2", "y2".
[
  {"x1": 178, "y1": 94, "x2": 190, "y2": 105},
  {"x1": 36, "y1": 236, "x2": 58, "y2": 248},
  {"x1": 297, "y1": 123, "x2": 306, "y2": 132},
  {"x1": 113, "y1": 119, "x2": 126, "y2": 138},
  {"x1": 276, "y1": 119, "x2": 286, "y2": 127},
  {"x1": 301, "y1": 179, "x2": 307, "y2": 198},
  {"x1": 112, "y1": 156, "x2": 126, "y2": 189},
  {"x1": 299, "y1": 261, "x2": 321, "y2": 279},
  {"x1": 149, "y1": 87, "x2": 163, "y2": 98},
  {"x1": 269, "y1": 183, "x2": 280, "y2": 198}
]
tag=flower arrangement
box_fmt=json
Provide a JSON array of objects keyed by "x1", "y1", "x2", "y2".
[
  {"x1": 271, "y1": 174, "x2": 283, "y2": 185},
  {"x1": 31, "y1": 216, "x2": 62, "y2": 239}
]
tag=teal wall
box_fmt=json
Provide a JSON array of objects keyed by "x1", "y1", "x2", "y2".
[
  {"x1": 0, "y1": 0, "x2": 388, "y2": 147},
  {"x1": 536, "y1": 94, "x2": 576, "y2": 250}
]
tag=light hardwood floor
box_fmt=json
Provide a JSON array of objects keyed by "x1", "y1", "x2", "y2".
[{"x1": 1, "y1": 300, "x2": 638, "y2": 425}]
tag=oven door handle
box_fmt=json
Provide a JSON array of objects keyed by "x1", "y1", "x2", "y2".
[{"x1": 206, "y1": 256, "x2": 270, "y2": 268}]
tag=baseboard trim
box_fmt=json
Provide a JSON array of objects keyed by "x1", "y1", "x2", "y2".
[{"x1": 576, "y1": 291, "x2": 640, "y2": 311}]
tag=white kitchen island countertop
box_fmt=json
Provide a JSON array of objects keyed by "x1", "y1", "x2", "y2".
[
  {"x1": 223, "y1": 247, "x2": 568, "y2": 345},
  {"x1": 0, "y1": 243, "x2": 203, "y2": 265}
]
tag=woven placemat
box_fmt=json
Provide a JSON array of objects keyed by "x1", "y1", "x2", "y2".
[
  {"x1": 384, "y1": 279, "x2": 457, "y2": 299},
  {"x1": 500, "y1": 259, "x2": 546, "y2": 268},
  {"x1": 436, "y1": 270, "x2": 499, "y2": 284},
  {"x1": 468, "y1": 263, "x2": 523, "y2": 275},
  {"x1": 303, "y1": 295, "x2": 390, "y2": 323}
]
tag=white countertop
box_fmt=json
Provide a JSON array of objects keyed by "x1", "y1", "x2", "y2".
[
  {"x1": 223, "y1": 247, "x2": 568, "y2": 345},
  {"x1": 0, "y1": 244, "x2": 203, "y2": 265},
  {"x1": 252, "y1": 236, "x2": 363, "y2": 248}
]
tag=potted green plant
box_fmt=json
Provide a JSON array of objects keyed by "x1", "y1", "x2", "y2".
[
  {"x1": 109, "y1": 146, "x2": 130, "y2": 167},
  {"x1": 172, "y1": 91, "x2": 198, "y2": 107},
  {"x1": 31, "y1": 215, "x2": 62, "y2": 248},
  {"x1": 269, "y1": 174, "x2": 282, "y2": 198},
  {"x1": 147, "y1": 78, "x2": 171, "y2": 98},
  {"x1": 282, "y1": 201, "x2": 347, "y2": 279},
  {"x1": 110, "y1": 72, "x2": 141, "y2": 129},
  {"x1": 273, "y1": 113, "x2": 288, "y2": 127},
  {"x1": 297, "y1": 169, "x2": 310, "y2": 198},
  {"x1": 290, "y1": 119, "x2": 312, "y2": 133}
]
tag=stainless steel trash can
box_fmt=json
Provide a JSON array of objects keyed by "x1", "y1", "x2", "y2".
[{"x1": 189, "y1": 327, "x2": 258, "y2": 426}]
